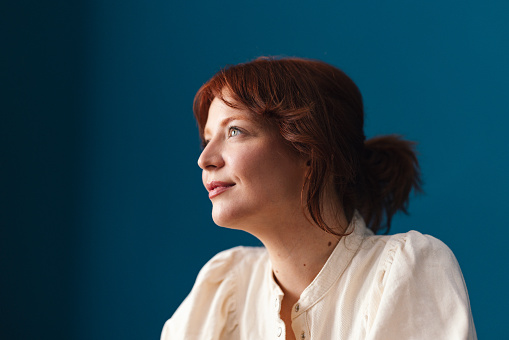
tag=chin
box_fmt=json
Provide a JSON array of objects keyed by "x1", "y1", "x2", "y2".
[
  {"x1": 211, "y1": 206, "x2": 250, "y2": 231},
  {"x1": 212, "y1": 217, "x2": 245, "y2": 231}
]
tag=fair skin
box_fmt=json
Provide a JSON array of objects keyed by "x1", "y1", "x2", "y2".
[{"x1": 198, "y1": 96, "x2": 348, "y2": 340}]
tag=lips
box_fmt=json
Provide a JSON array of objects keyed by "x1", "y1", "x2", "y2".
[{"x1": 206, "y1": 181, "x2": 236, "y2": 199}]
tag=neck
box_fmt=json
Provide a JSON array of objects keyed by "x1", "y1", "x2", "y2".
[{"x1": 254, "y1": 208, "x2": 349, "y2": 303}]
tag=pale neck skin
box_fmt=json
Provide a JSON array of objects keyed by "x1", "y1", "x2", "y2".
[{"x1": 249, "y1": 188, "x2": 349, "y2": 339}]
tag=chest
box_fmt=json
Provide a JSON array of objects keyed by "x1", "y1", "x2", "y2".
[
  {"x1": 238, "y1": 287, "x2": 372, "y2": 340},
  {"x1": 280, "y1": 305, "x2": 297, "y2": 340}
]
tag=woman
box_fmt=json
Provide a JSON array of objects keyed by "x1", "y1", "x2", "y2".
[{"x1": 161, "y1": 57, "x2": 476, "y2": 339}]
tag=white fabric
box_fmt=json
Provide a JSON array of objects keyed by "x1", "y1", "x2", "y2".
[{"x1": 161, "y1": 213, "x2": 476, "y2": 339}]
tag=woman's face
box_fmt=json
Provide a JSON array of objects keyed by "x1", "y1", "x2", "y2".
[{"x1": 198, "y1": 97, "x2": 309, "y2": 233}]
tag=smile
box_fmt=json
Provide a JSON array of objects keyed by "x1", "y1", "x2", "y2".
[{"x1": 206, "y1": 181, "x2": 236, "y2": 199}]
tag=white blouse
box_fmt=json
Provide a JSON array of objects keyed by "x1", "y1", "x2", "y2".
[{"x1": 161, "y1": 213, "x2": 476, "y2": 339}]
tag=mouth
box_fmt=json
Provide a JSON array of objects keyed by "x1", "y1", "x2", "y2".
[{"x1": 206, "y1": 181, "x2": 236, "y2": 199}]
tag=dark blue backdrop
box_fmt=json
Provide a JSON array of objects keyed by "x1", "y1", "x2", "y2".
[{"x1": 3, "y1": 1, "x2": 508, "y2": 339}]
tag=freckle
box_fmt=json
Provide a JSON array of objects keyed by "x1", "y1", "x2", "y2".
[
  {"x1": 328, "y1": 242, "x2": 332, "y2": 247},
  {"x1": 276, "y1": 270, "x2": 279, "y2": 273},
  {"x1": 303, "y1": 263, "x2": 306, "y2": 267}
]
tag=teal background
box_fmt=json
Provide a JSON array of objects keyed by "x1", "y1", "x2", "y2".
[{"x1": 3, "y1": 0, "x2": 508, "y2": 339}]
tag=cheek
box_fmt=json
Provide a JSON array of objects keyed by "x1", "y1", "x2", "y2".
[
  {"x1": 226, "y1": 146, "x2": 273, "y2": 190},
  {"x1": 229, "y1": 151, "x2": 265, "y2": 184},
  {"x1": 238, "y1": 145, "x2": 304, "y2": 193}
]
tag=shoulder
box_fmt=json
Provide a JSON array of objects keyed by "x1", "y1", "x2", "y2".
[
  {"x1": 367, "y1": 230, "x2": 464, "y2": 291},
  {"x1": 390, "y1": 230, "x2": 453, "y2": 253},
  {"x1": 359, "y1": 229, "x2": 457, "y2": 270},
  {"x1": 161, "y1": 246, "x2": 267, "y2": 340},
  {"x1": 362, "y1": 232, "x2": 477, "y2": 338},
  {"x1": 382, "y1": 231, "x2": 457, "y2": 270},
  {"x1": 197, "y1": 246, "x2": 268, "y2": 284}
]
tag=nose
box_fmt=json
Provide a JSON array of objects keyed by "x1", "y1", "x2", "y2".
[{"x1": 197, "y1": 139, "x2": 225, "y2": 170}]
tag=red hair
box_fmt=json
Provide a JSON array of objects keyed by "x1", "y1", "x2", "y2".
[{"x1": 194, "y1": 57, "x2": 422, "y2": 234}]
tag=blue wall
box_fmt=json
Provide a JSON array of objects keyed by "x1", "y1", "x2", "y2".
[{"x1": 3, "y1": 0, "x2": 508, "y2": 339}]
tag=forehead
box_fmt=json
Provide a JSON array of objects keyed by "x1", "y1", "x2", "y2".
[{"x1": 203, "y1": 97, "x2": 258, "y2": 135}]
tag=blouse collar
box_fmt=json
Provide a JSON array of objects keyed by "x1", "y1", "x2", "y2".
[{"x1": 267, "y1": 211, "x2": 372, "y2": 316}]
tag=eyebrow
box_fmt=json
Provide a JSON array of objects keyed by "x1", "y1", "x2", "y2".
[{"x1": 203, "y1": 115, "x2": 253, "y2": 137}]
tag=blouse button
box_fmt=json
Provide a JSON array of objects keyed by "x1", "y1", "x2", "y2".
[
  {"x1": 277, "y1": 327, "x2": 282, "y2": 337},
  {"x1": 274, "y1": 298, "x2": 279, "y2": 310},
  {"x1": 301, "y1": 331, "x2": 306, "y2": 339},
  {"x1": 295, "y1": 304, "x2": 300, "y2": 312}
]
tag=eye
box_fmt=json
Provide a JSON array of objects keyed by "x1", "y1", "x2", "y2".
[
  {"x1": 228, "y1": 126, "x2": 242, "y2": 138},
  {"x1": 201, "y1": 139, "x2": 209, "y2": 149}
]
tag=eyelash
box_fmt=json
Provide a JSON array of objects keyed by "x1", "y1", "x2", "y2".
[
  {"x1": 228, "y1": 126, "x2": 242, "y2": 138},
  {"x1": 201, "y1": 126, "x2": 243, "y2": 149}
]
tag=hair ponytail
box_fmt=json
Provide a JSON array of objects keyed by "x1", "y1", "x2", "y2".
[{"x1": 359, "y1": 135, "x2": 422, "y2": 234}]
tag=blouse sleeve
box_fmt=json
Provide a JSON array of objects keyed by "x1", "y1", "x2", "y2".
[
  {"x1": 160, "y1": 248, "x2": 239, "y2": 340},
  {"x1": 366, "y1": 231, "x2": 477, "y2": 340}
]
